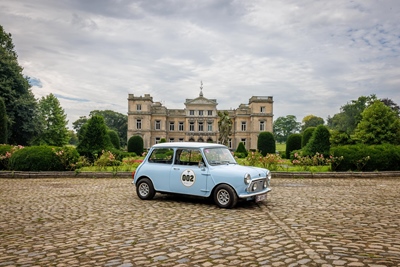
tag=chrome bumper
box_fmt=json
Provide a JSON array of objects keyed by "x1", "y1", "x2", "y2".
[{"x1": 238, "y1": 187, "x2": 271, "y2": 199}]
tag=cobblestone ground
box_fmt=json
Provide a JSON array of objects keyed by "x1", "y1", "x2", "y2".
[{"x1": 0, "y1": 178, "x2": 399, "y2": 267}]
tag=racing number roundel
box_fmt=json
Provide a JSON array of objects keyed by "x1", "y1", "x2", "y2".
[{"x1": 181, "y1": 169, "x2": 196, "y2": 187}]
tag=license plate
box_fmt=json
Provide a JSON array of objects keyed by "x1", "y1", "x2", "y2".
[{"x1": 255, "y1": 194, "x2": 266, "y2": 202}]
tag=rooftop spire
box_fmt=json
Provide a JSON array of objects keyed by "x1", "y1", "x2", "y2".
[{"x1": 200, "y1": 81, "x2": 203, "y2": 97}]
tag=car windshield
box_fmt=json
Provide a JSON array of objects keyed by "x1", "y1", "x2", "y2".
[{"x1": 203, "y1": 147, "x2": 237, "y2": 165}]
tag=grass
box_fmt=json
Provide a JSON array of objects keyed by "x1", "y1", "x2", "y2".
[{"x1": 276, "y1": 143, "x2": 286, "y2": 152}]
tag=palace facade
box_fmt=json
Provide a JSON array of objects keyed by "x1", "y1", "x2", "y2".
[{"x1": 127, "y1": 89, "x2": 273, "y2": 150}]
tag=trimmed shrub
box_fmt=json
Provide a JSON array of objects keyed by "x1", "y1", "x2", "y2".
[
  {"x1": 301, "y1": 127, "x2": 315, "y2": 147},
  {"x1": 257, "y1": 132, "x2": 276, "y2": 156},
  {"x1": 9, "y1": 146, "x2": 64, "y2": 171},
  {"x1": 304, "y1": 125, "x2": 330, "y2": 156},
  {"x1": 234, "y1": 142, "x2": 248, "y2": 158},
  {"x1": 286, "y1": 133, "x2": 302, "y2": 159},
  {"x1": 108, "y1": 130, "x2": 120, "y2": 149},
  {"x1": 331, "y1": 144, "x2": 400, "y2": 171},
  {"x1": 128, "y1": 135, "x2": 144, "y2": 155}
]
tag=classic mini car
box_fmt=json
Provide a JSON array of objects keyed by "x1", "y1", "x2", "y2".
[{"x1": 132, "y1": 142, "x2": 272, "y2": 208}]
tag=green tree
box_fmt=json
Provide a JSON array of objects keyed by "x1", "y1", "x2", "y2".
[
  {"x1": 380, "y1": 98, "x2": 400, "y2": 117},
  {"x1": 301, "y1": 115, "x2": 324, "y2": 132},
  {"x1": 32, "y1": 93, "x2": 69, "y2": 146},
  {"x1": 128, "y1": 135, "x2": 144, "y2": 155},
  {"x1": 0, "y1": 25, "x2": 38, "y2": 145},
  {"x1": 77, "y1": 115, "x2": 112, "y2": 160},
  {"x1": 354, "y1": 101, "x2": 400, "y2": 145},
  {"x1": 0, "y1": 97, "x2": 7, "y2": 143},
  {"x1": 286, "y1": 133, "x2": 302, "y2": 159},
  {"x1": 273, "y1": 115, "x2": 300, "y2": 143},
  {"x1": 89, "y1": 110, "x2": 127, "y2": 147},
  {"x1": 257, "y1": 132, "x2": 276, "y2": 156},
  {"x1": 304, "y1": 125, "x2": 331, "y2": 156},
  {"x1": 330, "y1": 130, "x2": 353, "y2": 146},
  {"x1": 72, "y1": 116, "x2": 88, "y2": 141},
  {"x1": 327, "y1": 94, "x2": 377, "y2": 134},
  {"x1": 68, "y1": 130, "x2": 78, "y2": 145}
]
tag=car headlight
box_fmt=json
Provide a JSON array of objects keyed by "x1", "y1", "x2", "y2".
[
  {"x1": 244, "y1": 173, "x2": 251, "y2": 185},
  {"x1": 263, "y1": 179, "x2": 267, "y2": 188},
  {"x1": 252, "y1": 183, "x2": 258, "y2": 191}
]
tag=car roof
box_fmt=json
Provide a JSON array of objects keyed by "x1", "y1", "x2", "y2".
[{"x1": 151, "y1": 142, "x2": 227, "y2": 149}]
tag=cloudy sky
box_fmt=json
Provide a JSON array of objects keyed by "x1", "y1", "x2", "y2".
[{"x1": 1, "y1": 0, "x2": 399, "y2": 129}]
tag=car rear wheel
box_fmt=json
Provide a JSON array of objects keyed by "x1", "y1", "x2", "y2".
[
  {"x1": 213, "y1": 184, "x2": 238, "y2": 208},
  {"x1": 136, "y1": 178, "x2": 155, "y2": 200}
]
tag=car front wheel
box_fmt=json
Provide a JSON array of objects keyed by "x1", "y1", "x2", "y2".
[
  {"x1": 136, "y1": 178, "x2": 156, "y2": 200},
  {"x1": 213, "y1": 184, "x2": 238, "y2": 208}
]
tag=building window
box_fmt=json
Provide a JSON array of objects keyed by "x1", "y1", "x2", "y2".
[
  {"x1": 169, "y1": 138, "x2": 175, "y2": 142},
  {"x1": 189, "y1": 122, "x2": 195, "y2": 132},
  {"x1": 155, "y1": 137, "x2": 161, "y2": 144},
  {"x1": 199, "y1": 110, "x2": 204, "y2": 116},
  {"x1": 241, "y1": 121, "x2": 246, "y2": 131},
  {"x1": 136, "y1": 119, "x2": 142, "y2": 130},
  {"x1": 207, "y1": 122, "x2": 213, "y2": 132},
  {"x1": 260, "y1": 106, "x2": 266, "y2": 113},
  {"x1": 179, "y1": 122, "x2": 184, "y2": 131},
  {"x1": 169, "y1": 122, "x2": 175, "y2": 131},
  {"x1": 208, "y1": 110, "x2": 213, "y2": 116},
  {"x1": 179, "y1": 138, "x2": 184, "y2": 142},
  {"x1": 198, "y1": 122, "x2": 204, "y2": 132},
  {"x1": 155, "y1": 120, "x2": 161, "y2": 130},
  {"x1": 137, "y1": 104, "x2": 141, "y2": 111},
  {"x1": 241, "y1": 138, "x2": 246, "y2": 147},
  {"x1": 229, "y1": 138, "x2": 232, "y2": 149},
  {"x1": 189, "y1": 110, "x2": 195, "y2": 116},
  {"x1": 259, "y1": 121, "x2": 265, "y2": 131}
]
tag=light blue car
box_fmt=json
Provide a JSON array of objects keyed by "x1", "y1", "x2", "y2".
[{"x1": 132, "y1": 142, "x2": 271, "y2": 208}]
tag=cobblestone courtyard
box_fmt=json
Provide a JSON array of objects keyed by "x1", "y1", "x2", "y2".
[{"x1": 0, "y1": 178, "x2": 399, "y2": 267}]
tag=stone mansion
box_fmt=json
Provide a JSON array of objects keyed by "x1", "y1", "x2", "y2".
[{"x1": 127, "y1": 89, "x2": 273, "y2": 150}]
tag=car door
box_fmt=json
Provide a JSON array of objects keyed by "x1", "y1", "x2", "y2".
[{"x1": 169, "y1": 148, "x2": 209, "y2": 196}]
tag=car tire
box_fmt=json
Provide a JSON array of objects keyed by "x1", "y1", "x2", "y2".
[
  {"x1": 136, "y1": 178, "x2": 156, "y2": 200},
  {"x1": 213, "y1": 184, "x2": 238, "y2": 208}
]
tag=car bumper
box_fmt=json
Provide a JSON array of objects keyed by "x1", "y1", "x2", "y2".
[{"x1": 238, "y1": 187, "x2": 271, "y2": 199}]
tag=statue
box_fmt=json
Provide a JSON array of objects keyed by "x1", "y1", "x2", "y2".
[{"x1": 218, "y1": 111, "x2": 232, "y2": 146}]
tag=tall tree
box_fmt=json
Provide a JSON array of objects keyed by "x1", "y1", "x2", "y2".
[
  {"x1": 33, "y1": 93, "x2": 69, "y2": 146},
  {"x1": 0, "y1": 25, "x2": 38, "y2": 145},
  {"x1": 77, "y1": 115, "x2": 112, "y2": 160},
  {"x1": 380, "y1": 98, "x2": 400, "y2": 117},
  {"x1": 273, "y1": 115, "x2": 300, "y2": 143},
  {"x1": 74, "y1": 110, "x2": 127, "y2": 146},
  {"x1": 354, "y1": 101, "x2": 400, "y2": 145},
  {"x1": 72, "y1": 116, "x2": 88, "y2": 141},
  {"x1": 0, "y1": 97, "x2": 7, "y2": 143},
  {"x1": 301, "y1": 115, "x2": 324, "y2": 132},
  {"x1": 327, "y1": 94, "x2": 377, "y2": 134}
]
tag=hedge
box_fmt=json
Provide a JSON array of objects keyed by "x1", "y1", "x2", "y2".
[{"x1": 331, "y1": 144, "x2": 400, "y2": 171}]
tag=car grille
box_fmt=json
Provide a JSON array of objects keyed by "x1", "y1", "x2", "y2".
[{"x1": 247, "y1": 178, "x2": 266, "y2": 193}]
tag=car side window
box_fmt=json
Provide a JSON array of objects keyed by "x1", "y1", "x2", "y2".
[
  {"x1": 175, "y1": 149, "x2": 204, "y2": 166},
  {"x1": 148, "y1": 148, "x2": 174, "y2": 164}
]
